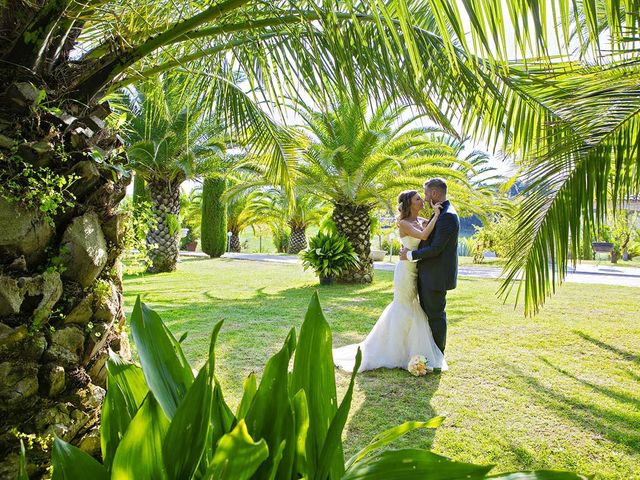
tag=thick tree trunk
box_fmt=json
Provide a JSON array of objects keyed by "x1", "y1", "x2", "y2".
[
  {"x1": 332, "y1": 203, "x2": 373, "y2": 283},
  {"x1": 146, "y1": 179, "x2": 182, "y2": 273},
  {"x1": 0, "y1": 81, "x2": 130, "y2": 478},
  {"x1": 287, "y1": 226, "x2": 307, "y2": 254},
  {"x1": 229, "y1": 231, "x2": 241, "y2": 252}
]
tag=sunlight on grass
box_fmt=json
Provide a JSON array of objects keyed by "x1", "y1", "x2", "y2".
[{"x1": 123, "y1": 258, "x2": 640, "y2": 479}]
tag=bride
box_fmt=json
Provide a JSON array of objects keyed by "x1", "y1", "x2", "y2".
[{"x1": 333, "y1": 190, "x2": 448, "y2": 373}]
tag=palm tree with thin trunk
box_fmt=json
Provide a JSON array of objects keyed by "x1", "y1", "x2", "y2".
[{"x1": 242, "y1": 187, "x2": 327, "y2": 254}]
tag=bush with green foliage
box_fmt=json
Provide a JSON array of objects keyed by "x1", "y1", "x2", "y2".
[
  {"x1": 179, "y1": 191, "x2": 202, "y2": 249},
  {"x1": 472, "y1": 215, "x2": 517, "y2": 263},
  {"x1": 272, "y1": 227, "x2": 290, "y2": 254},
  {"x1": 201, "y1": 176, "x2": 227, "y2": 258},
  {"x1": 118, "y1": 198, "x2": 158, "y2": 273},
  {"x1": 381, "y1": 238, "x2": 401, "y2": 256},
  {"x1": 595, "y1": 212, "x2": 640, "y2": 262},
  {"x1": 457, "y1": 236, "x2": 475, "y2": 257},
  {"x1": 34, "y1": 294, "x2": 583, "y2": 480},
  {"x1": 301, "y1": 232, "x2": 360, "y2": 281}
]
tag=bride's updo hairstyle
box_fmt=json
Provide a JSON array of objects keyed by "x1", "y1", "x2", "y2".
[{"x1": 396, "y1": 190, "x2": 418, "y2": 223}]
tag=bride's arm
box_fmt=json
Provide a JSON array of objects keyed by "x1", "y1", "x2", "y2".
[{"x1": 398, "y1": 211, "x2": 440, "y2": 240}]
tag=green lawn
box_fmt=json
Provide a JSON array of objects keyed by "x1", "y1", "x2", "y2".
[{"x1": 122, "y1": 258, "x2": 640, "y2": 479}]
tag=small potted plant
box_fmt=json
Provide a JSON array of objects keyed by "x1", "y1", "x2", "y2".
[
  {"x1": 180, "y1": 229, "x2": 198, "y2": 251},
  {"x1": 301, "y1": 232, "x2": 359, "y2": 285}
]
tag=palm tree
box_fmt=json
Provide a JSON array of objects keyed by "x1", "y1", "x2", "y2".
[
  {"x1": 3, "y1": 0, "x2": 635, "y2": 473},
  {"x1": 125, "y1": 73, "x2": 228, "y2": 272},
  {"x1": 295, "y1": 96, "x2": 484, "y2": 283},
  {"x1": 225, "y1": 193, "x2": 253, "y2": 252},
  {"x1": 423, "y1": 1, "x2": 640, "y2": 314},
  {"x1": 243, "y1": 188, "x2": 327, "y2": 254}
]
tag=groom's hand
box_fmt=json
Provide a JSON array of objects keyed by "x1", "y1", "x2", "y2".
[{"x1": 399, "y1": 247, "x2": 408, "y2": 260}]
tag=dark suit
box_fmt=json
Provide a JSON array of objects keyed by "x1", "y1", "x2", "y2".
[{"x1": 410, "y1": 200, "x2": 459, "y2": 353}]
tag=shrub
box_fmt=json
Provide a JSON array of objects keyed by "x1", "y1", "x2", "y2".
[
  {"x1": 381, "y1": 238, "x2": 401, "y2": 255},
  {"x1": 457, "y1": 237, "x2": 475, "y2": 257},
  {"x1": 118, "y1": 198, "x2": 158, "y2": 273},
  {"x1": 179, "y1": 229, "x2": 197, "y2": 249},
  {"x1": 39, "y1": 294, "x2": 583, "y2": 479},
  {"x1": 272, "y1": 227, "x2": 290, "y2": 253},
  {"x1": 627, "y1": 241, "x2": 640, "y2": 260},
  {"x1": 301, "y1": 232, "x2": 359, "y2": 281},
  {"x1": 472, "y1": 214, "x2": 518, "y2": 262},
  {"x1": 201, "y1": 176, "x2": 227, "y2": 258}
]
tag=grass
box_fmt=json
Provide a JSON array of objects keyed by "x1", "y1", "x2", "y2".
[{"x1": 122, "y1": 258, "x2": 640, "y2": 479}]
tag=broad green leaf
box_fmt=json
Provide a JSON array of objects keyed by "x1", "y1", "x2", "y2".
[
  {"x1": 111, "y1": 393, "x2": 170, "y2": 480},
  {"x1": 163, "y1": 321, "x2": 223, "y2": 480},
  {"x1": 291, "y1": 291, "x2": 343, "y2": 478},
  {"x1": 244, "y1": 328, "x2": 296, "y2": 479},
  {"x1": 316, "y1": 348, "x2": 361, "y2": 479},
  {"x1": 130, "y1": 296, "x2": 194, "y2": 419},
  {"x1": 199, "y1": 379, "x2": 237, "y2": 479},
  {"x1": 487, "y1": 472, "x2": 588, "y2": 479},
  {"x1": 211, "y1": 378, "x2": 236, "y2": 443},
  {"x1": 266, "y1": 440, "x2": 287, "y2": 480},
  {"x1": 341, "y1": 448, "x2": 492, "y2": 480},
  {"x1": 204, "y1": 419, "x2": 268, "y2": 480},
  {"x1": 51, "y1": 436, "x2": 108, "y2": 480},
  {"x1": 101, "y1": 351, "x2": 149, "y2": 471},
  {"x1": 235, "y1": 372, "x2": 257, "y2": 420},
  {"x1": 18, "y1": 440, "x2": 28, "y2": 480},
  {"x1": 292, "y1": 389, "x2": 310, "y2": 477},
  {"x1": 346, "y1": 417, "x2": 445, "y2": 469}
]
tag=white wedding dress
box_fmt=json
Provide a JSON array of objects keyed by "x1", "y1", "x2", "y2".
[{"x1": 333, "y1": 234, "x2": 448, "y2": 373}]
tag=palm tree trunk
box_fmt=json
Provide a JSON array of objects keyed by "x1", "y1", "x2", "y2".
[
  {"x1": 0, "y1": 82, "x2": 130, "y2": 477},
  {"x1": 230, "y1": 231, "x2": 241, "y2": 252},
  {"x1": 146, "y1": 179, "x2": 182, "y2": 273},
  {"x1": 332, "y1": 203, "x2": 373, "y2": 283},
  {"x1": 287, "y1": 226, "x2": 307, "y2": 254}
]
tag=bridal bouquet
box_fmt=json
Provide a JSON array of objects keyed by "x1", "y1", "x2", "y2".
[{"x1": 408, "y1": 355, "x2": 431, "y2": 376}]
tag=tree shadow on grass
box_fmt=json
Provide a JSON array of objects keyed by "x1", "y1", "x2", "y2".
[
  {"x1": 539, "y1": 357, "x2": 639, "y2": 409},
  {"x1": 339, "y1": 367, "x2": 442, "y2": 459},
  {"x1": 503, "y1": 362, "x2": 640, "y2": 454},
  {"x1": 573, "y1": 331, "x2": 640, "y2": 364},
  {"x1": 122, "y1": 280, "x2": 398, "y2": 403}
]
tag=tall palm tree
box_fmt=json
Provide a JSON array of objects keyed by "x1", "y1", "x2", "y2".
[
  {"x1": 295, "y1": 96, "x2": 480, "y2": 283},
  {"x1": 125, "y1": 73, "x2": 228, "y2": 272}
]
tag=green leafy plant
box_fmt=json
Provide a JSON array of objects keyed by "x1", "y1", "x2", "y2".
[
  {"x1": 38, "y1": 293, "x2": 582, "y2": 480},
  {"x1": 301, "y1": 232, "x2": 360, "y2": 284},
  {"x1": 118, "y1": 198, "x2": 158, "y2": 274},
  {"x1": 0, "y1": 155, "x2": 77, "y2": 226},
  {"x1": 272, "y1": 227, "x2": 290, "y2": 254},
  {"x1": 457, "y1": 236, "x2": 475, "y2": 257},
  {"x1": 381, "y1": 238, "x2": 401, "y2": 256},
  {"x1": 179, "y1": 229, "x2": 198, "y2": 250},
  {"x1": 472, "y1": 215, "x2": 518, "y2": 263},
  {"x1": 165, "y1": 213, "x2": 181, "y2": 238}
]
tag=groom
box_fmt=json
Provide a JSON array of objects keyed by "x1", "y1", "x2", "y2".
[{"x1": 400, "y1": 178, "x2": 459, "y2": 355}]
